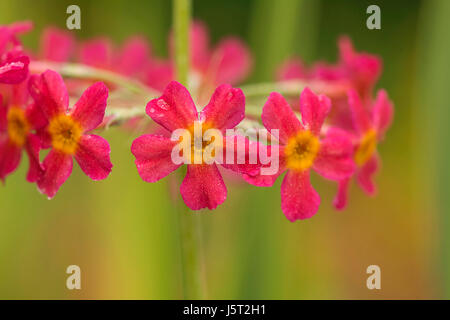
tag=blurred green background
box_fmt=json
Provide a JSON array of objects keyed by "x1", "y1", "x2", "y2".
[{"x1": 0, "y1": 0, "x2": 448, "y2": 299}]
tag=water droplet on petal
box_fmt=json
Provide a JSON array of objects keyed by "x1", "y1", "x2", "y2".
[{"x1": 157, "y1": 99, "x2": 169, "y2": 110}]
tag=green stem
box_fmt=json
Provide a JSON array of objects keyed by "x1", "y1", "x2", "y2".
[
  {"x1": 173, "y1": 0, "x2": 191, "y2": 87},
  {"x1": 173, "y1": 0, "x2": 206, "y2": 300}
]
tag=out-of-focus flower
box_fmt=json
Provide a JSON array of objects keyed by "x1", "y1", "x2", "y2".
[
  {"x1": 333, "y1": 88, "x2": 393, "y2": 210},
  {"x1": 79, "y1": 36, "x2": 151, "y2": 77},
  {"x1": 0, "y1": 80, "x2": 46, "y2": 182},
  {"x1": 245, "y1": 88, "x2": 355, "y2": 221},
  {"x1": 145, "y1": 21, "x2": 252, "y2": 104},
  {"x1": 278, "y1": 36, "x2": 381, "y2": 100},
  {"x1": 39, "y1": 27, "x2": 75, "y2": 62},
  {"x1": 0, "y1": 21, "x2": 32, "y2": 84},
  {"x1": 277, "y1": 36, "x2": 381, "y2": 129},
  {"x1": 131, "y1": 81, "x2": 259, "y2": 210},
  {"x1": 28, "y1": 70, "x2": 112, "y2": 198}
]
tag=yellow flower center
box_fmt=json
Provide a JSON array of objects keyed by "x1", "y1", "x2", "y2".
[
  {"x1": 7, "y1": 107, "x2": 30, "y2": 147},
  {"x1": 284, "y1": 130, "x2": 320, "y2": 172},
  {"x1": 354, "y1": 129, "x2": 377, "y2": 166},
  {"x1": 174, "y1": 121, "x2": 223, "y2": 164},
  {"x1": 48, "y1": 114, "x2": 83, "y2": 154}
]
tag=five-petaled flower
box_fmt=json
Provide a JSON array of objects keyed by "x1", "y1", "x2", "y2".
[
  {"x1": 245, "y1": 88, "x2": 356, "y2": 221},
  {"x1": 333, "y1": 88, "x2": 393, "y2": 210},
  {"x1": 28, "y1": 70, "x2": 113, "y2": 198},
  {"x1": 131, "y1": 81, "x2": 259, "y2": 210}
]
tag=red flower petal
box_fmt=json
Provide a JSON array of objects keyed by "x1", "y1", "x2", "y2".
[
  {"x1": 25, "y1": 133, "x2": 43, "y2": 183},
  {"x1": 71, "y1": 82, "x2": 108, "y2": 132},
  {"x1": 37, "y1": 150, "x2": 73, "y2": 199},
  {"x1": 0, "y1": 55, "x2": 29, "y2": 84},
  {"x1": 25, "y1": 102, "x2": 48, "y2": 130},
  {"x1": 348, "y1": 89, "x2": 372, "y2": 134},
  {"x1": 131, "y1": 134, "x2": 181, "y2": 182},
  {"x1": 40, "y1": 27, "x2": 75, "y2": 62},
  {"x1": 313, "y1": 127, "x2": 356, "y2": 181},
  {"x1": 333, "y1": 178, "x2": 350, "y2": 210},
  {"x1": 200, "y1": 84, "x2": 245, "y2": 131},
  {"x1": 144, "y1": 60, "x2": 174, "y2": 92},
  {"x1": 0, "y1": 136, "x2": 22, "y2": 181},
  {"x1": 372, "y1": 89, "x2": 393, "y2": 140},
  {"x1": 242, "y1": 145, "x2": 285, "y2": 187},
  {"x1": 338, "y1": 36, "x2": 382, "y2": 98},
  {"x1": 180, "y1": 164, "x2": 227, "y2": 210},
  {"x1": 281, "y1": 170, "x2": 320, "y2": 221},
  {"x1": 220, "y1": 135, "x2": 262, "y2": 177},
  {"x1": 190, "y1": 20, "x2": 210, "y2": 72},
  {"x1": 208, "y1": 38, "x2": 252, "y2": 86},
  {"x1": 356, "y1": 154, "x2": 379, "y2": 195},
  {"x1": 0, "y1": 97, "x2": 6, "y2": 131},
  {"x1": 276, "y1": 58, "x2": 307, "y2": 81},
  {"x1": 299, "y1": 87, "x2": 331, "y2": 135},
  {"x1": 79, "y1": 38, "x2": 113, "y2": 69},
  {"x1": 28, "y1": 70, "x2": 69, "y2": 119},
  {"x1": 261, "y1": 92, "x2": 302, "y2": 144},
  {"x1": 115, "y1": 36, "x2": 151, "y2": 76},
  {"x1": 74, "y1": 134, "x2": 112, "y2": 180},
  {"x1": 146, "y1": 81, "x2": 198, "y2": 132}
]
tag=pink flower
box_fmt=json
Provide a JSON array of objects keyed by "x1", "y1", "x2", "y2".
[
  {"x1": 0, "y1": 81, "x2": 46, "y2": 182},
  {"x1": 245, "y1": 88, "x2": 355, "y2": 221},
  {"x1": 131, "y1": 81, "x2": 259, "y2": 210},
  {"x1": 277, "y1": 36, "x2": 381, "y2": 131},
  {"x1": 39, "y1": 27, "x2": 75, "y2": 62},
  {"x1": 333, "y1": 89, "x2": 393, "y2": 210},
  {"x1": 277, "y1": 36, "x2": 381, "y2": 100},
  {"x1": 0, "y1": 21, "x2": 32, "y2": 84},
  {"x1": 28, "y1": 70, "x2": 113, "y2": 198},
  {"x1": 79, "y1": 36, "x2": 151, "y2": 77},
  {"x1": 146, "y1": 21, "x2": 252, "y2": 103}
]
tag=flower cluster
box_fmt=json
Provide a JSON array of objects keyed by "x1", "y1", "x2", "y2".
[
  {"x1": 0, "y1": 20, "x2": 393, "y2": 222},
  {"x1": 1, "y1": 22, "x2": 112, "y2": 198}
]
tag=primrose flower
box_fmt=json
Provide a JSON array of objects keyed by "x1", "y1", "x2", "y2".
[
  {"x1": 0, "y1": 21, "x2": 32, "y2": 84},
  {"x1": 145, "y1": 21, "x2": 252, "y2": 103},
  {"x1": 131, "y1": 81, "x2": 259, "y2": 210},
  {"x1": 278, "y1": 36, "x2": 381, "y2": 100},
  {"x1": 277, "y1": 36, "x2": 381, "y2": 128},
  {"x1": 28, "y1": 70, "x2": 112, "y2": 198},
  {"x1": 0, "y1": 82, "x2": 46, "y2": 182},
  {"x1": 79, "y1": 36, "x2": 151, "y2": 77},
  {"x1": 39, "y1": 27, "x2": 75, "y2": 62},
  {"x1": 245, "y1": 88, "x2": 355, "y2": 221},
  {"x1": 333, "y1": 88, "x2": 393, "y2": 210}
]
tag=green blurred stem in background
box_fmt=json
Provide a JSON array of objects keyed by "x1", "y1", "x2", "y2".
[
  {"x1": 415, "y1": 0, "x2": 450, "y2": 298},
  {"x1": 173, "y1": 0, "x2": 206, "y2": 300}
]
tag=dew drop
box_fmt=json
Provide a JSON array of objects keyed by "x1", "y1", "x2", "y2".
[{"x1": 157, "y1": 99, "x2": 169, "y2": 110}]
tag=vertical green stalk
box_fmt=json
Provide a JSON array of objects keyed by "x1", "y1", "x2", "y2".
[
  {"x1": 173, "y1": 0, "x2": 206, "y2": 299},
  {"x1": 415, "y1": 0, "x2": 450, "y2": 298},
  {"x1": 173, "y1": 0, "x2": 191, "y2": 87}
]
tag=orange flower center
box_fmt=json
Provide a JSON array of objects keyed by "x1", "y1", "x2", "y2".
[
  {"x1": 7, "y1": 107, "x2": 30, "y2": 147},
  {"x1": 354, "y1": 129, "x2": 377, "y2": 166},
  {"x1": 48, "y1": 114, "x2": 82, "y2": 154},
  {"x1": 284, "y1": 130, "x2": 320, "y2": 172}
]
